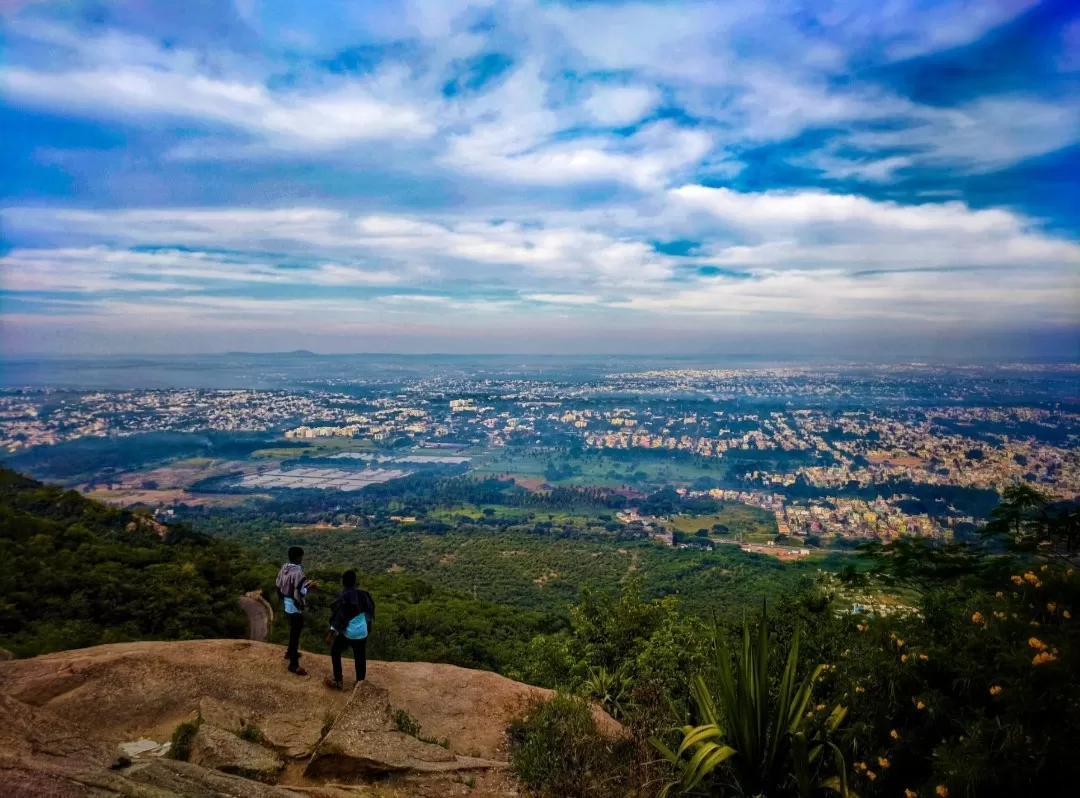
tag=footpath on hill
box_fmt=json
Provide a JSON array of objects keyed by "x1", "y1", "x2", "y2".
[{"x1": 239, "y1": 592, "x2": 273, "y2": 642}]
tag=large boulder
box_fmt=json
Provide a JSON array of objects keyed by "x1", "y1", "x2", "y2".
[
  {"x1": 0, "y1": 693, "x2": 303, "y2": 798},
  {"x1": 197, "y1": 696, "x2": 247, "y2": 734},
  {"x1": 189, "y1": 724, "x2": 285, "y2": 782},
  {"x1": 305, "y1": 681, "x2": 504, "y2": 780},
  {"x1": 124, "y1": 759, "x2": 305, "y2": 797},
  {"x1": 261, "y1": 710, "x2": 327, "y2": 759},
  {"x1": 0, "y1": 640, "x2": 621, "y2": 761}
]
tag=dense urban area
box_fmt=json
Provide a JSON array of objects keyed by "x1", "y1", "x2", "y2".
[
  {"x1": 3, "y1": 355, "x2": 1079, "y2": 797},
  {"x1": 2, "y1": 359, "x2": 1077, "y2": 552}
]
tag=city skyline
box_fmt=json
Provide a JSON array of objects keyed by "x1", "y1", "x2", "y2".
[{"x1": 2, "y1": 0, "x2": 1079, "y2": 357}]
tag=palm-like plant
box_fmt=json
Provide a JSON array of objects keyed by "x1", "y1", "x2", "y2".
[
  {"x1": 653, "y1": 607, "x2": 849, "y2": 797},
  {"x1": 583, "y1": 664, "x2": 630, "y2": 720}
]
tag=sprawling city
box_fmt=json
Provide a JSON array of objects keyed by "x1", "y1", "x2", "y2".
[{"x1": 3, "y1": 358, "x2": 1077, "y2": 557}]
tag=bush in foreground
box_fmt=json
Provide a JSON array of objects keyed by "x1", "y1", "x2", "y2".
[{"x1": 508, "y1": 693, "x2": 634, "y2": 797}]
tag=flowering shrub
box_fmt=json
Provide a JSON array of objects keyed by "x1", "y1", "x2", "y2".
[{"x1": 819, "y1": 563, "x2": 1079, "y2": 794}]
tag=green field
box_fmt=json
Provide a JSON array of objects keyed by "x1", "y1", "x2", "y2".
[
  {"x1": 471, "y1": 449, "x2": 726, "y2": 488},
  {"x1": 219, "y1": 518, "x2": 819, "y2": 619},
  {"x1": 671, "y1": 504, "x2": 778, "y2": 540}
]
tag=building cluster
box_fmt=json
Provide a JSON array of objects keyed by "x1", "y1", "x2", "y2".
[{"x1": 2, "y1": 365, "x2": 1076, "y2": 531}]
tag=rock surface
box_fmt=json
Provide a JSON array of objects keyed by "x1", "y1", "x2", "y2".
[
  {"x1": 190, "y1": 723, "x2": 285, "y2": 780},
  {"x1": 306, "y1": 681, "x2": 504, "y2": 779},
  {"x1": 0, "y1": 639, "x2": 621, "y2": 797},
  {"x1": 198, "y1": 696, "x2": 248, "y2": 733}
]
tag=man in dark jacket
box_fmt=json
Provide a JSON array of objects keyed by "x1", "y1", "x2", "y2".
[{"x1": 325, "y1": 570, "x2": 375, "y2": 689}]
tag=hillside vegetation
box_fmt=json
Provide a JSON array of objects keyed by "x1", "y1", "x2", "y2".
[
  {"x1": 3, "y1": 467, "x2": 1079, "y2": 796},
  {"x1": 0, "y1": 468, "x2": 558, "y2": 670}
]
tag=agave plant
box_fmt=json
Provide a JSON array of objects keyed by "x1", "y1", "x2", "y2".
[
  {"x1": 583, "y1": 664, "x2": 630, "y2": 720},
  {"x1": 653, "y1": 605, "x2": 849, "y2": 797}
]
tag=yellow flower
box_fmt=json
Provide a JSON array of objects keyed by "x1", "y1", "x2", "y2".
[
  {"x1": 878, "y1": 756, "x2": 890, "y2": 769},
  {"x1": 919, "y1": 653, "x2": 929, "y2": 661},
  {"x1": 906, "y1": 790, "x2": 918, "y2": 798},
  {"x1": 1035, "y1": 580, "x2": 1043, "y2": 588},
  {"x1": 815, "y1": 703, "x2": 825, "y2": 711},
  {"x1": 866, "y1": 770, "x2": 877, "y2": 781},
  {"x1": 1011, "y1": 575, "x2": 1024, "y2": 585},
  {"x1": 806, "y1": 710, "x2": 813, "y2": 718},
  {"x1": 1047, "y1": 602, "x2": 1057, "y2": 612},
  {"x1": 855, "y1": 761, "x2": 867, "y2": 771},
  {"x1": 857, "y1": 623, "x2": 869, "y2": 632},
  {"x1": 990, "y1": 685, "x2": 1003, "y2": 696},
  {"x1": 1028, "y1": 636, "x2": 1047, "y2": 650},
  {"x1": 1024, "y1": 571, "x2": 1038, "y2": 584},
  {"x1": 916, "y1": 699, "x2": 926, "y2": 710},
  {"x1": 1033, "y1": 651, "x2": 1058, "y2": 666},
  {"x1": 1068, "y1": 569, "x2": 1074, "y2": 577},
  {"x1": 896, "y1": 638, "x2": 905, "y2": 647},
  {"x1": 937, "y1": 786, "x2": 950, "y2": 798},
  {"x1": 855, "y1": 685, "x2": 865, "y2": 693},
  {"x1": 971, "y1": 612, "x2": 984, "y2": 623},
  {"x1": 901, "y1": 654, "x2": 908, "y2": 662},
  {"x1": 890, "y1": 631, "x2": 897, "y2": 639},
  {"x1": 1065, "y1": 610, "x2": 1072, "y2": 619},
  {"x1": 1041, "y1": 565, "x2": 1048, "y2": 572},
  {"x1": 890, "y1": 729, "x2": 900, "y2": 740}
]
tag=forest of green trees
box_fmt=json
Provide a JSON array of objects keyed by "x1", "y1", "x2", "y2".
[{"x1": 3, "y1": 465, "x2": 1079, "y2": 796}]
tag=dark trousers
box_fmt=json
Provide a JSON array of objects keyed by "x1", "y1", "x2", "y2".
[
  {"x1": 286, "y1": 612, "x2": 304, "y2": 670},
  {"x1": 331, "y1": 634, "x2": 367, "y2": 683}
]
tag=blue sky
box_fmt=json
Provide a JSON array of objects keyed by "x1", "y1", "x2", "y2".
[{"x1": 1, "y1": 0, "x2": 1078, "y2": 358}]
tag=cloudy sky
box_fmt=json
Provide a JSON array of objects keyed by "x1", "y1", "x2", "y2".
[{"x1": 2, "y1": 0, "x2": 1078, "y2": 358}]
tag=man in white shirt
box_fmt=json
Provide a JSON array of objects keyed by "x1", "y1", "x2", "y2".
[{"x1": 275, "y1": 546, "x2": 318, "y2": 675}]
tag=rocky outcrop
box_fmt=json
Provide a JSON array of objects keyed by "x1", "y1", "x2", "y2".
[
  {"x1": 189, "y1": 723, "x2": 285, "y2": 781},
  {"x1": 0, "y1": 639, "x2": 622, "y2": 797},
  {"x1": 306, "y1": 681, "x2": 505, "y2": 779},
  {"x1": 198, "y1": 696, "x2": 248, "y2": 734}
]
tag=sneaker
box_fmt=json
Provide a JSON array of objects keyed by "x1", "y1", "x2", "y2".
[
  {"x1": 288, "y1": 666, "x2": 308, "y2": 676},
  {"x1": 324, "y1": 678, "x2": 343, "y2": 690}
]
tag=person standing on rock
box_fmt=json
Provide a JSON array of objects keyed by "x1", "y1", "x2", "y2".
[
  {"x1": 324, "y1": 569, "x2": 375, "y2": 690},
  {"x1": 276, "y1": 546, "x2": 318, "y2": 676}
]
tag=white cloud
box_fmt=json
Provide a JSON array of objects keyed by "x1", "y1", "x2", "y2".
[
  {"x1": 5, "y1": 190, "x2": 1078, "y2": 333},
  {"x1": 443, "y1": 120, "x2": 712, "y2": 189},
  {"x1": 0, "y1": 66, "x2": 434, "y2": 145},
  {"x1": 0, "y1": 247, "x2": 404, "y2": 293},
  {"x1": 670, "y1": 185, "x2": 1025, "y2": 234},
  {"x1": 842, "y1": 96, "x2": 1080, "y2": 176},
  {"x1": 583, "y1": 84, "x2": 660, "y2": 126}
]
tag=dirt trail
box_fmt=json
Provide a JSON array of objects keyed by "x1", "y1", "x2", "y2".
[{"x1": 239, "y1": 593, "x2": 272, "y2": 642}]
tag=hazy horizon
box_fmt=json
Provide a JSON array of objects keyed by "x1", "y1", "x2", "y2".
[{"x1": 2, "y1": 0, "x2": 1079, "y2": 358}]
